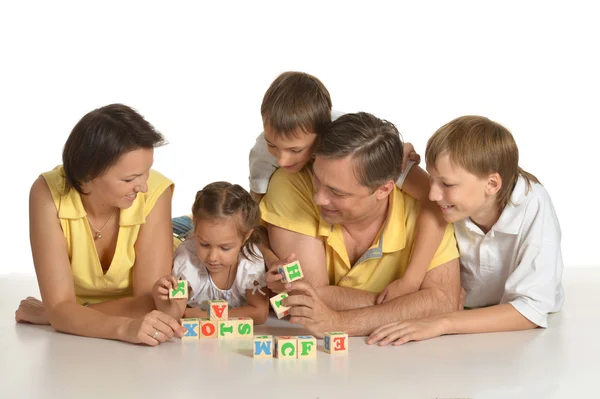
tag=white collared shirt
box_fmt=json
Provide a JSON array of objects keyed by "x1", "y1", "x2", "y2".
[
  {"x1": 456, "y1": 176, "x2": 564, "y2": 327},
  {"x1": 248, "y1": 110, "x2": 415, "y2": 194}
]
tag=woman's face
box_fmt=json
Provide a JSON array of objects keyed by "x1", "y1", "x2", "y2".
[{"x1": 84, "y1": 148, "x2": 154, "y2": 209}]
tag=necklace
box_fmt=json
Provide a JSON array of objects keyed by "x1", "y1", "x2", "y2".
[
  {"x1": 206, "y1": 264, "x2": 233, "y2": 302},
  {"x1": 87, "y1": 209, "x2": 116, "y2": 240}
]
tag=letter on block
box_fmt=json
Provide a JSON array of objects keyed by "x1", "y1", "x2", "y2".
[
  {"x1": 275, "y1": 336, "x2": 297, "y2": 359},
  {"x1": 199, "y1": 318, "x2": 218, "y2": 339},
  {"x1": 208, "y1": 300, "x2": 229, "y2": 320},
  {"x1": 253, "y1": 335, "x2": 274, "y2": 358},
  {"x1": 218, "y1": 320, "x2": 234, "y2": 339},
  {"x1": 278, "y1": 260, "x2": 304, "y2": 283},
  {"x1": 231, "y1": 317, "x2": 254, "y2": 339},
  {"x1": 324, "y1": 332, "x2": 348, "y2": 354},
  {"x1": 180, "y1": 318, "x2": 199, "y2": 341},
  {"x1": 169, "y1": 280, "x2": 188, "y2": 299},
  {"x1": 297, "y1": 335, "x2": 317, "y2": 358},
  {"x1": 269, "y1": 292, "x2": 290, "y2": 319}
]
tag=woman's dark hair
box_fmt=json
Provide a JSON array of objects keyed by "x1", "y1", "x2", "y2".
[{"x1": 62, "y1": 103, "x2": 165, "y2": 194}]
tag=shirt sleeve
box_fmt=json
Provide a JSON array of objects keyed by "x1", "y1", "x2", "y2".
[
  {"x1": 427, "y1": 223, "x2": 460, "y2": 270},
  {"x1": 259, "y1": 168, "x2": 321, "y2": 238},
  {"x1": 500, "y1": 190, "x2": 564, "y2": 328},
  {"x1": 249, "y1": 132, "x2": 279, "y2": 194},
  {"x1": 143, "y1": 170, "x2": 174, "y2": 218},
  {"x1": 240, "y1": 246, "x2": 267, "y2": 291},
  {"x1": 395, "y1": 160, "x2": 415, "y2": 189}
]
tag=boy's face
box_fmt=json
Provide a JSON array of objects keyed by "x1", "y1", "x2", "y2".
[
  {"x1": 427, "y1": 153, "x2": 498, "y2": 224},
  {"x1": 264, "y1": 126, "x2": 317, "y2": 173}
]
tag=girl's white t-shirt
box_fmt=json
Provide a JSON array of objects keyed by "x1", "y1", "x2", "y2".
[{"x1": 172, "y1": 239, "x2": 267, "y2": 309}]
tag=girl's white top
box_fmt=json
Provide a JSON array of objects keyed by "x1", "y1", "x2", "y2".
[
  {"x1": 172, "y1": 239, "x2": 267, "y2": 309},
  {"x1": 457, "y1": 176, "x2": 564, "y2": 327}
]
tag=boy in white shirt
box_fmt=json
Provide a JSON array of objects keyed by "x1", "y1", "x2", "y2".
[{"x1": 368, "y1": 115, "x2": 564, "y2": 345}]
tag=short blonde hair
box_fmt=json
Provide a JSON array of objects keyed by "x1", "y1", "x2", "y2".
[{"x1": 426, "y1": 115, "x2": 539, "y2": 209}]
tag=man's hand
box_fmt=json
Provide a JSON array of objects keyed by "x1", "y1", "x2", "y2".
[
  {"x1": 266, "y1": 253, "x2": 297, "y2": 294},
  {"x1": 376, "y1": 276, "x2": 421, "y2": 305},
  {"x1": 282, "y1": 280, "x2": 341, "y2": 338}
]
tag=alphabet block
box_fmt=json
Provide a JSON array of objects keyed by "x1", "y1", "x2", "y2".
[
  {"x1": 324, "y1": 332, "x2": 348, "y2": 354},
  {"x1": 278, "y1": 260, "x2": 304, "y2": 283},
  {"x1": 208, "y1": 300, "x2": 229, "y2": 320},
  {"x1": 169, "y1": 280, "x2": 188, "y2": 299},
  {"x1": 275, "y1": 336, "x2": 298, "y2": 359},
  {"x1": 180, "y1": 318, "x2": 199, "y2": 341},
  {"x1": 218, "y1": 320, "x2": 234, "y2": 339},
  {"x1": 253, "y1": 335, "x2": 274, "y2": 358},
  {"x1": 231, "y1": 317, "x2": 254, "y2": 339},
  {"x1": 296, "y1": 335, "x2": 317, "y2": 358},
  {"x1": 269, "y1": 292, "x2": 290, "y2": 319},
  {"x1": 199, "y1": 318, "x2": 218, "y2": 339}
]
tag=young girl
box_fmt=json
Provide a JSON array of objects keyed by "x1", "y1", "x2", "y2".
[
  {"x1": 153, "y1": 182, "x2": 270, "y2": 324},
  {"x1": 368, "y1": 115, "x2": 564, "y2": 345}
]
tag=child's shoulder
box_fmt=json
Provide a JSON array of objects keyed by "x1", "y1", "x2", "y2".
[
  {"x1": 513, "y1": 177, "x2": 553, "y2": 210},
  {"x1": 239, "y1": 244, "x2": 265, "y2": 271}
]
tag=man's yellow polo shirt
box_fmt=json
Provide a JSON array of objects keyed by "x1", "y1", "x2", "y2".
[{"x1": 260, "y1": 167, "x2": 459, "y2": 293}]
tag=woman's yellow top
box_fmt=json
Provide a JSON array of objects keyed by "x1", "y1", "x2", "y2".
[{"x1": 41, "y1": 166, "x2": 174, "y2": 304}]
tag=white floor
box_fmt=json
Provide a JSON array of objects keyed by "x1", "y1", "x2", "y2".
[{"x1": 1, "y1": 268, "x2": 598, "y2": 399}]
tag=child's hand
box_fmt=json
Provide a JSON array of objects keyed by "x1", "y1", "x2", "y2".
[
  {"x1": 152, "y1": 275, "x2": 179, "y2": 303},
  {"x1": 401, "y1": 142, "x2": 421, "y2": 172},
  {"x1": 376, "y1": 277, "x2": 421, "y2": 305},
  {"x1": 266, "y1": 253, "x2": 297, "y2": 294}
]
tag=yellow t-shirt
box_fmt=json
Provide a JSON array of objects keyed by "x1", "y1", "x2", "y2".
[
  {"x1": 260, "y1": 167, "x2": 459, "y2": 293},
  {"x1": 42, "y1": 166, "x2": 174, "y2": 304}
]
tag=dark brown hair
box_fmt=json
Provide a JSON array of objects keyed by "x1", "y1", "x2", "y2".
[
  {"x1": 192, "y1": 182, "x2": 265, "y2": 261},
  {"x1": 314, "y1": 112, "x2": 404, "y2": 191},
  {"x1": 62, "y1": 104, "x2": 165, "y2": 194},
  {"x1": 426, "y1": 115, "x2": 540, "y2": 209},
  {"x1": 261, "y1": 71, "x2": 332, "y2": 138}
]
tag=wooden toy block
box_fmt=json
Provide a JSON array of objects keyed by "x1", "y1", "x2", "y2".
[
  {"x1": 208, "y1": 300, "x2": 229, "y2": 320},
  {"x1": 231, "y1": 317, "x2": 254, "y2": 339},
  {"x1": 296, "y1": 335, "x2": 317, "y2": 358},
  {"x1": 324, "y1": 332, "x2": 349, "y2": 354},
  {"x1": 218, "y1": 320, "x2": 235, "y2": 339},
  {"x1": 253, "y1": 335, "x2": 274, "y2": 358},
  {"x1": 278, "y1": 260, "x2": 304, "y2": 283},
  {"x1": 269, "y1": 292, "x2": 291, "y2": 319},
  {"x1": 275, "y1": 336, "x2": 298, "y2": 359},
  {"x1": 199, "y1": 318, "x2": 218, "y2": 339},
  {"x1": 180, "y1": 318, "x2": 200, "y2": 341},
  {"x1": 169, "y1": 280, "x2": 188, "y2": 299}
]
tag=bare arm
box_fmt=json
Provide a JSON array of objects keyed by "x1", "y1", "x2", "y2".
[
  {"x1": 338, "y1": 259, "x2": 460, "y2": 336},
  {"x1": 227, "y1": 289, "x2": 270, "y2": 325},
  {"x1": 268, "y1": 225, "x2": 375, "y2": 310}
]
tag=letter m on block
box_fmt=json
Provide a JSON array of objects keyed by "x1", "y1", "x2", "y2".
[{"x1": 254, "y1": 340, "x2": 272, "y2": 356}]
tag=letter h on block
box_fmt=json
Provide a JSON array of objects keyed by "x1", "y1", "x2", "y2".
[
  {"x1": 278, "y1": 261, "x2": 304, "y2": 283},
  {"x1": 253, "y1": 335, "x2": 274, "y2": 358},
  {"x1": 324, "y1": 332, "x2": 348, "y2": 354},
  {"x1": 269, "y1": 292, "x2": 290, "y2": 319},
  {"x1": 208, "y1": 300, "x2": 228, "y2": 320}
]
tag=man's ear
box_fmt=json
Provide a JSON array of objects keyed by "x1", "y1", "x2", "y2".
[
  {"x1": 486, "y1": 172, "x2": 502, "y2": 196},
  {"x1": 375, "y1": 180, "x2": 395, "y2": 200}
]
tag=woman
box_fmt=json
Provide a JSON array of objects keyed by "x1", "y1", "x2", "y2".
[{"x1": 15, "y1": 104, "x2": 186, "y2": 346}]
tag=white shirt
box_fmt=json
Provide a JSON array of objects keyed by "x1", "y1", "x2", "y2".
[
  {"x1": 456, "y1": 176, "x2": 564, "y2": 327},
  {"x1": 172, "y1": 239, "x2": 267, "y2": 309},
  {"x1": 248, "y1": 110, "x2": 415, "y2": 194}
]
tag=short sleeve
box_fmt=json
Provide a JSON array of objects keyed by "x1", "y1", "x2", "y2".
[
  {"x1": 143, "y1": 170, "x2": 174, "y2": 218},
  {"x1": 427, "y1": 223, "x2": 460, "y2": 270},
  {"x1": 249, "y1": 132, "x2": 279, "y2": 194},
  {"x1": 239, "y1": 246, "x2": 267, "y2": 291},
  {"x1": 259, "y1": 167, "x2": 321, "y2": 238}
]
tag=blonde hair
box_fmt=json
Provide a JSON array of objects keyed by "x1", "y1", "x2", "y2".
[
  {"x1": 425, "y1": 115, "x2": 540, "y2": 209},
  {"x1": 192, "y1": 182, "x2": 265, "y2": 260}
]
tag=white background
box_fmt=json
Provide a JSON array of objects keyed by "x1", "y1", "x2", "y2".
[{"x1": 1, "y1": 0, "x2": 598, "y2": 275}]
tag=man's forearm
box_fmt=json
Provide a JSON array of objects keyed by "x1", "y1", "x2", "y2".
[
  {"x1": 88, "y1": 293, "x2": 155, "y2": 318},
  {"x1": 316, "y1": 285, "x2": 377, "y2": 311},
  {"x1": 336, "y1": 286, "x2": 457, "y2": 336}
]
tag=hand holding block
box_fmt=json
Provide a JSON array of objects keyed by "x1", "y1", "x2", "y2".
[
  {"x1": 208, "y1": 300, "x2": 229, "y2": 320},
  {"x1": 278, "y1": 260, "x2": 304, "y2": 283},
  {"x1": 275, "y1": 336, "x2": 298, "y2": 359},
  {"x1": 297, "y1": 335, "x2": 317, "y2": 358},
  {"x1": 231, "y1": 317, "x2": 254, "y2": 338},
  {"x1": 169, "y1": 280, "x2": 188, "y2": 299},
  {"x1": 199, "y1": 318, "x2": 218, "y2": 339},
  {"x1": 218, "y1": 320, "x2": 234, "y2": 339},
  {"x1": 253, "y1": 335, "x2": 274, "y2": 358},
  {"x1": 324, "y1": 332, "x2": 348, "y2": 354},
  {"x1": 180, "y1": 318, "x2": 199, "y2": 341},
  {"x1": 269, "y1": 292, "x2": 291, "y2": 319}
]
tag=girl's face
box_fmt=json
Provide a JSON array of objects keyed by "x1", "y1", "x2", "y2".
[
  {"x1": 84, "y1": 148, "x2": 154, "y2": 209},
  {"x1": 427, "y1": 153, "x2": 501, "y2": 227},
  {"x1": 264, "y1": 126, "x2": 317, "y2": 173},
  {"x1": 194, "y1": 216, "x2": 247, "y2": 276}
]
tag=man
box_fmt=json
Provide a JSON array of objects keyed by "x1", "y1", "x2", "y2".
[{"x1": 260, "y1": 112, "x2": 461, "y2": 337}]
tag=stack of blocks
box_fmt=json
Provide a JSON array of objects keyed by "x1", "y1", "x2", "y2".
[
  {"x1": 253, "y1": 335, "x2": 317, "y2": 359},
  {"x1": 180, "y1": 300, "x2": 254, "y2": 340},
  {"x1": 269, "y1": 261, "x2": 304, "y2": 319}
]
